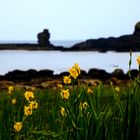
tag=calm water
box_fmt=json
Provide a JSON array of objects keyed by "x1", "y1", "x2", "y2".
[{"x1": 0, "y1": 50, "x2": 139, "y2": 75}]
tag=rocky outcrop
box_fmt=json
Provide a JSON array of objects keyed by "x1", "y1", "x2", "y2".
[
  {"x1": 126, "y1": 69, "x2": 139, "y2": 79},
  {"x1": 69, "y1": 22, "x2": 140, "y2": 52},
  {"x1": 1, "y1": 69, "x2": 54, "y2": 82},
  {"x1": 88, "y1": 68, "x2": 111, "y2": 80},
  {"x1": 134, "y1": 21, "x2": 140, "y2": 36},
  {"x1": 70, "y1": 35, "x2": 140, "y2": 52},
  {"x1": 111, "y1": 69, "x2": 128, "y2": 80},
  {"x1": 37, "y1": 29, "x2": 54, "y2": 48}
]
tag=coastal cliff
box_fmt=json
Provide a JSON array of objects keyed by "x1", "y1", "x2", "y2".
[
  {"x1": 69, "y1": 34, "x2": 140, "y2": 52},
  {"x1": 68, "y1": 21, "x2": 140, "y2": 52}
]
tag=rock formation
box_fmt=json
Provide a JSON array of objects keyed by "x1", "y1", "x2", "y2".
[
  {"x1": 37, "y1": 29, "x2": 53, "y2": 48},
  {"x1": 134, "y1": 21, "x2": 140, "y2": 36},
  {"x1": 69, "y1": 21, "x2": 140, "y2": 52}
]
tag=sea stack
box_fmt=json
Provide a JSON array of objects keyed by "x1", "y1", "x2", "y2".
[{"x1": 37, "y1": 29, "x2": 54, "y2": 48}]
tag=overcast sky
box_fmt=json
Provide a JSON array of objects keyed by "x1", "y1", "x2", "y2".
[{"x1": 0, "y1": 0, "x2": 140, "y2": 41}]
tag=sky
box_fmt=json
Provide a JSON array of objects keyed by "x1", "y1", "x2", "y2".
[{"x1": 0, "y1": 0, "x2": 140, "y2": 41}]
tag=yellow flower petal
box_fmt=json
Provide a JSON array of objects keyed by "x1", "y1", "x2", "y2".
[
  {"x1": 137, "y1": 56, "x2": 140, "y2": 65},
  {"x1": 74, "y1": 63, "x2": 81, "y2": 74}
]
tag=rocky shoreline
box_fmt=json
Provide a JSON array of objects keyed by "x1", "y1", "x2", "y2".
[{"x1": 0, "y1": 68, "x2": 139, "y2": 90}]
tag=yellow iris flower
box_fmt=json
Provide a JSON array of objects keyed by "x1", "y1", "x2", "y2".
[
  {"x1": 74, "y1": 63, "x2": 81, "y2": 74},
  {"x1": 63, "y1": 76, "x2": 71, "y2": 84},
  {"x1": 69, "y1": 67, "x2": 79, "y2": 79},
  {"x1": 87, "y1": 88, "x2": 93, "y2": 94},
  {"x1": 24, "y1": 106, "x2": 32, "y2": 116},
  {"x1": 11, "y1": 99, "x2": 16, "y2": 105},
  {"x1": 60, "y1": 89, "x2": 70, "y2": 100},
  {"x1": 24, "y1": 91, "x2": 34, "y2": 101},
  {"x1": 82, "y1": 102, "x2": 88, "y2": 109},
  {"x1": 29, "y1": 101, "x2": 38, "y2": 109},
  {"x1": 8, "y1": 86, "x2": 14, "y2": 95},
  {"x1": 14, "y1": 122, "x2": 23, "y2": 132},
  {"x1": 115, "y1": 87, "x2": 120, "y2": 93},
  {"x1": 80, "y1": 102, "x2": 88, "y2": 110},
  {"x1": 60, "y1": 107, "x2": 66, "y2": 116},
  {"x1": 69, "y1": 63, "x2": 81, "y2": 79},
  {"x1": 57, "y1": 84, "x2": 63, "y2": 89}
]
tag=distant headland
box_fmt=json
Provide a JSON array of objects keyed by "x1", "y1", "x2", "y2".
[{"x1": 0, "y1": 21, "x2": 140, "y2": 52}]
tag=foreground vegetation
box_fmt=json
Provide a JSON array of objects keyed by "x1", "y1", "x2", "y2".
[{"x1": 0, "y1": 56, "x2": 140, "y2": 140}]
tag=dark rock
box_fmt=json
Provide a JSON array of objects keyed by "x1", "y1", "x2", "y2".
[
  {"x1": 70, "y1": 34, "x2": 140, "y2": 52},
  {"x1": 126, "y1": 69, "x2": 139, "y2": 79},
  {"x1": 3, "y1": 69, "x2": 54, "y2": 82},
  {"x1": 4, "y1": 69, "x2": 38, "y2": 81},
  {"x1": 134, "y1": 21, "x2": 140, "y2": 36},
  {"x1": 58, "y1": 72, "x2": 70, "y2": 77},
  {"x1": 37, "y1": 29, "x2": 54, "y2": 48},
  {"x1": 38, "y1": 69, "x2": 54, "y2": 77},
  {"x1": 79, "y1": 70, "x2": 88, "y2": 78},
  {"x1": 0, "y1": 75, "x2": 4, "y2": 80},
  {"x1": 88, "y1": 68, "x2": 111, "y2": 80},
  {"x1": 111, "y1": 69, "x2": 128, "y2": 80}
]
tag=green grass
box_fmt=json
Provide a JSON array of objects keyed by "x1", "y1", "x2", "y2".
[{"x1": 0, "y1": 79, "x2": 140, "y2": 140}]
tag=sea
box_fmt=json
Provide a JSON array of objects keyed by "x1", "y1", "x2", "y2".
[{"x1": 0, "y1": 40, "x2": 139, "y2": 75}]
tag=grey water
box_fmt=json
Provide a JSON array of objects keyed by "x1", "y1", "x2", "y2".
[{"x1": 0, "y1": 50, "x2": 139, "y2": 75}]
